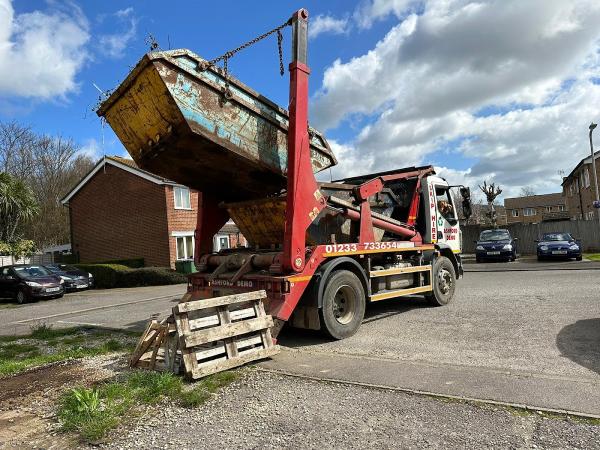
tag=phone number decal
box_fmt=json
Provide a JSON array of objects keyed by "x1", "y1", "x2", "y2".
[{"x1": 324, "y1": 242, "x2": 413, "y2": 254}]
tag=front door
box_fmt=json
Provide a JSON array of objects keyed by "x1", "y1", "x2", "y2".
[{"x1": 433, "y1": 183, "x2": 461, "y2": 254}]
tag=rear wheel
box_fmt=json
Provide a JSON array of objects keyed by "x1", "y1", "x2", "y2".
[
  {"x1": 319, "y1": 270, "x2": 366, "y2": 340},
  {"x1": 426, "y1": 256, "x2": 456, "y2": 307},
  {"x1": 15, "y1": 289, "x2": 27, "y2": 305}
]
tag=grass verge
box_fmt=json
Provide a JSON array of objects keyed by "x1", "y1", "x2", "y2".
[
  {"x1": 0, "y1": 324, "x2": 139, "y2": 377},
  {"x1": 584, "y1": 253, "x2": 600, "y2": 261},
  {"x1": 58, "y1": 370, "x2": 240, "y2": 442}
]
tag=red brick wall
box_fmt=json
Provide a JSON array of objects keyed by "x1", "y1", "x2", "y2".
[
  {"x1": 69, "y1": 164, "x2": 171, "y2": 267},
  {"x1": 165, "y1": 186, "x2": 199, "y2": 267}
]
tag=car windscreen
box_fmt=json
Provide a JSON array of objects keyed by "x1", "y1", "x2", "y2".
[
  {"x1": 542, "y1": 233, "x2": 572, "y2": 241},
  {"x1": 14, "y1": 266, "x2": 51, "y2": 278},
  {"x1": 44, "y1": 265, "x2": 62, "y2": 273},
  {"x1": 58, "y1": 264, "x2": 78, "y2": 271},
  {"x1": 479, "y1": 230, "x2": 510, "y2": 241}
]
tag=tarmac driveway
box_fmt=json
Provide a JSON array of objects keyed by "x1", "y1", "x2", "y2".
[{"x1": 263, "y1": 267, "x2": 600, "y2": 416}]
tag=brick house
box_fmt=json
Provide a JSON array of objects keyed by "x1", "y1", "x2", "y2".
[
  {"x1": 61, "y1": 156, "x2": 246, "y2": 268},
  {"x1": 504, "y1": 193, "x2": 568, "y2": 224},
  {"x1": 561, "y1": 150, "x2": 600, "y2": 221}
]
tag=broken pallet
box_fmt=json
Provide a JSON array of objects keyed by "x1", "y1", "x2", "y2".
[{"x1": 173, "y1": 290, "x2": 279, "y2": 380}]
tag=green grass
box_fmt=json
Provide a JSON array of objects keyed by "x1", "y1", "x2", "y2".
[
  {"x1": 58, "y1": 370, "x2": 240, "y2": 442},
  {"x1": 584, "y1": 253, "x2": 600, "y2": 261},
  {"x1": 0, "y1": 324, "x2": 137, "y2": 377}
]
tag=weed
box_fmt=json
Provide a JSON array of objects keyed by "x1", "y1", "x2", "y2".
[
  {"x1": 57, "y1": 369, "x2": 240, "y2": 442},
  {"x1": 71, "y1": 387, "x2": 101, "y2": 415},
  {"x1": 0, "y1": 343, "x2": 41, "y2": 359}
]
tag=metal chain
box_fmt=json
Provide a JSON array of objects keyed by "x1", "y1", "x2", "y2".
[{"x1": 200, "y1": 18, "x2": 291, "y2": 99}]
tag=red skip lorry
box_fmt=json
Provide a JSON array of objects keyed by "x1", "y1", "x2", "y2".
[{"x1": 98, "y1": 9, "x2": 472, "y2": 340}]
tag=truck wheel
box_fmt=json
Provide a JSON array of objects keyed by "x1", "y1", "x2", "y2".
[
  {"x1": 426, "y1": 257, "x2": 456, "y2": 307},
  {"x1": 319, "y1": 270, "x2": 366, "y2": 340}
]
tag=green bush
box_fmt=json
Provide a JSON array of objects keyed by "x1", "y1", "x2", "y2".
[
  {"x1": 74, "y1": 264, "x2": 129, "y2": 289},
  {"x1": 94, "y1": 258, "x2": 145, "y2": 268},
  {"x1": 118, "y1": 267, "x2": 187, "y2": 287},
  {"x1": 73, "y1": 264, "x2": 186, "y2": 289}
]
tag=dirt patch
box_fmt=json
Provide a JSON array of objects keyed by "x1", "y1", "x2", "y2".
[{"x1": 0, "y1": 356, "x2": 124, "y2": 449}]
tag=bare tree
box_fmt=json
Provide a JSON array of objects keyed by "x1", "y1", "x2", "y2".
[
  {"x1": 519, "y1": 186, "x2": 535, "y2": 197},
  {"x1": 479, "y1": 181, "x2": 502, "y2": 229},
  {"x1": 0, "y1": 121, "x2": 95, "y2": 248}
]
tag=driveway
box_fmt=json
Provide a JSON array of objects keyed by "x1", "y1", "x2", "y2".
[
  {"x1": 0, "y1": 284, "x2": 187, "y2": 336},
  {"x1": 262, "y1": 268, "x2": 600, "y2": 416}
]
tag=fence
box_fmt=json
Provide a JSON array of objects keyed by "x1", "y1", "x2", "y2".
[
  {"x1": 462, "y1": 220, "x2": 600, "y2": 255},
  {"x1": 0, "y1": 253, "x2": 54, "y2": 267}
]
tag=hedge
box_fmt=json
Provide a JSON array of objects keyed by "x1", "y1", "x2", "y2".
[
  {"x1": 93, "y1": 258, "x2": 145, "y2": 268},
  {"x1": 73, "y1": 264, "x2": 186, "y2": 289}
]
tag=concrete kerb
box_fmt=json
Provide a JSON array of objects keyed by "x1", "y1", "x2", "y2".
[{"x1": 255, "y1": 367, "x2": 600, "y2": 422}]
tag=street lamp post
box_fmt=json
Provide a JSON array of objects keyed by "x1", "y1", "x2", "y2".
[{"x1": 588, "y1": 123, "x2": 600, "y2": 225}]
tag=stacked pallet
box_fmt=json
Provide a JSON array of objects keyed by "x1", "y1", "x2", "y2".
[{"x1": 130, "y1": 290, "x2": 279, "y2": 379}]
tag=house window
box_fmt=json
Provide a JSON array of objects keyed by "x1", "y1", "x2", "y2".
[
  {"x1": 575, "y1": 179, "x2": 579, "y2": 192},
  {"x1": 587, "y1": 211, "x2": 595, "y2": 220},
  {"x1": 174, "y1": 186, "x2": 191, "y2": 209},
  {"x1": 175, "y1": 235, "x2": 194, "y2": 260},
  {"x1": 213, "y1": 235, "x2": 230, "y2": 252},
  {"x1": 558, "y1": 205, "x2": 565, "y2": 212},
  {"x1": 512, "y1": 209, "x2": 519, "y2": 217},
  {"x1": 523, "y1": 208, "x2": 536, "y2": 216},
  {"x1": 545, "y1": 206, "x2": 552, "y2": 212}
]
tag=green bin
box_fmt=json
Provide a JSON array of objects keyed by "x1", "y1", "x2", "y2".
[{"x1": 175, "y1": 260, "x2": 196, "y2": 274}]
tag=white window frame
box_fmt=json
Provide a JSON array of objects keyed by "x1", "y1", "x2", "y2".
[
  {"x1": 523, "y1": 207, "x2": 536, "y2": 217},
  {"x1": 584, "y1": 168, "x2": 590, "y2": 188},
  {"x1": 173, "y1": 186, "x2": 192, "y2": 210},
  {"x1": 545, "y1": 206, "x2": 552, "y2": 212},
  {"x1": 512, "y1": 209, "x2": 519, "y2": 217},
  {"x1": 172, "y1": 231, "x2": 194, "y2": 260},
  {"x1": 213, "y1": 234, "x2": 230, "y2": 252},
  {"x1": 558, "y1": 205, "x2": 565, "y2": 212}
]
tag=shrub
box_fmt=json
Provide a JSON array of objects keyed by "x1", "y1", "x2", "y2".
[
  {"x1": 94, "y1": 258, "x2": 145, "y2": 268},
  {"x1": 74, "y1": 264, "x2": 130, "y2": 289},
  {"x1": 73, "y1": 264, "x2": 186, "y2": 289},
  {"x1": 118, "y1": 267, "x2": 187, "y2": 287}
]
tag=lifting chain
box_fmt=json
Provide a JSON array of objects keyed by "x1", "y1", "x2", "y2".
[{"x1": 198, "y1": 18, "x2": 292, "y2": 100}]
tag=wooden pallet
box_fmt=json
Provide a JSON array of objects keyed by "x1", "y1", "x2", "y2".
[
  {"x1": 173, "y1": 290, "x2": 279, "y2": 380},
  {"x1": 130, "y1": 318, "x2": 183, "y2": 373}
]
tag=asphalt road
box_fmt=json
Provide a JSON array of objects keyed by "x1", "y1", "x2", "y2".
[
  {"x1": 1, "y1": 261, "x2": 599, "y2": 417},
  {"x1": 0, "y1": 284, "x2": 187, "y2": 336},
  {"x1": 264, "y1": 262, "x2": 600, "y2": 416}
]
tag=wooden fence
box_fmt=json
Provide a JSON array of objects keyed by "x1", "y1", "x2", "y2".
[{"x1": 462, "y1": 220, "x2": 600, "y2": 254}]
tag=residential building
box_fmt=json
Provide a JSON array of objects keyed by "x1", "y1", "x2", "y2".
[
  {"x1": 504, "y1": 193, "x2": 568, "y2": 224},
  {"x1": 61, "y1": 156, "x2": 246, "y2": 268},
  {"x1": 562, "y1": 150, "x2": 600, "y2": 221}
]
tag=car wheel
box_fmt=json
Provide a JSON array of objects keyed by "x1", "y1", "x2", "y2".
[
  {"x1": 15, "y1": 289, "x2": 27, "y2": 305},
  {"x1": 537, "y1": 255, "x2": 543, "y2": 262},
  {"x1": 576, "y1": 255, "x2": 582, "y2": 261},
  {"x1": 319, "y1": 270, "x2": 366, "y2": 340}
]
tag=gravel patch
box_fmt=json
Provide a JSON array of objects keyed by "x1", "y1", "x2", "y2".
[{"x1": 100, "y1": 370, "x2": 600, "y2": 450}]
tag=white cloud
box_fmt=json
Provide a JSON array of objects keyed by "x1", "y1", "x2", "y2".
[
  {"x1": 77, "y1": 138, "x2": 101, "y2": 159},
  {"x1": 309, "y1": 14, "x2": 350, "y2": 39},
  {"x1": 354, "y1": 0, "x2": 419, "y2": 29},
  {"x1": 0, "y1": 0, "x2": 89, "y2": 99},
  {"x1": 98, "y1": 7, "x2": 137, "y2": 59},
  {"x1": 313, "y1": 0, "x2": 600, "y2": 197}
]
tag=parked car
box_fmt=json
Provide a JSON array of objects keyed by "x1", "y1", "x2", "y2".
[
  {"x1": 475, "y1": 229, "x2": 518, "y2": 263},
  {"x1": 44, "y1": 264, "x2": 94, "y2": 291},
  {"x1": 536, "y1": 232, "x2": 582, "y2": 261},
  {"x1": 0, "y1": 265, "x2": 65, "y2": 304}
]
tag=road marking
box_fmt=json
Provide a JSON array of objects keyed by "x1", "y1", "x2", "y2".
[
  {"x1": 57, "y1": 320, "x2": 104, "y2": 327},
  {"x1": 5, "y1": 293, "x2": 182, "y2": 326}
]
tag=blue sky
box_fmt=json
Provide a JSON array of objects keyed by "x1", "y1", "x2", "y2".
[{"x1": 3, "y1": 0, "x2": 600, "y2": 199}]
